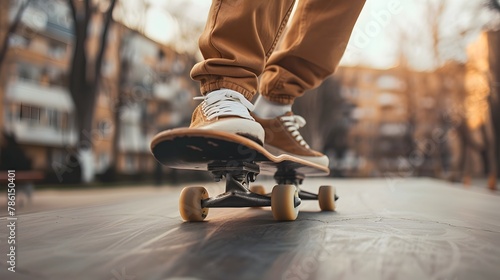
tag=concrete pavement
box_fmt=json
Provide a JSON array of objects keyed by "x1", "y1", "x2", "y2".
[{"x1": 0, "y1": 178, "x2": 499, "y2": 280}]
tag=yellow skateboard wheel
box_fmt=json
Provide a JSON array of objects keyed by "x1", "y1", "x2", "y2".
[
  {"x1": 318, "y1": 185, "x2": 336, "y2": 211},
  {"x1": 179, "y1": 186, "x2": 209, "y2": 222},
  {"x1": 271, "y1": 185, "x2": 299, "y2": 221},
  {"x1": 250, "y1": 185, "x2": 266, "y2": 195}
]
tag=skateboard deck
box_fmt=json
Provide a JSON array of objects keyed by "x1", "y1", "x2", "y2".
[
  {"x1": 150, "y1": 128, "x2": 329, "y2": 176},
  {"x1": 150, "y1": 128, "x2": 336, "y2": 222}
]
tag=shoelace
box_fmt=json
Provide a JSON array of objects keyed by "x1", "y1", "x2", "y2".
[
  {"x1": 280, "y1": 115, "x2": 310, "y2": 149},
  {"x1": 194, "y1": 90, "x2": 255, "y2": 121}
]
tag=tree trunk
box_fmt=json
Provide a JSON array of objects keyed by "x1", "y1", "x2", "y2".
[
  {"x1": 482, "y1": 121, "x2": 497, "y2": 190},
  {"x1": 66, "y1": 0, "x2": 117, "y2": 183},
  {"x1": 487, "y1": 31, "x2": 500, "y2": 180},
  {"x1": 110, "y1": 57, "x2": 129, "y2": 180}
]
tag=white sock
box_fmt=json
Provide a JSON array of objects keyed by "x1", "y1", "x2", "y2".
[{"x1": 252, "y1": 95, "x2": 292, "y2": 119}]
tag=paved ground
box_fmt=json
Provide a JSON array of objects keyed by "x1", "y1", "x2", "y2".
[{"x1": 0, "y1": 178, "x2": 499, "y2": 280}]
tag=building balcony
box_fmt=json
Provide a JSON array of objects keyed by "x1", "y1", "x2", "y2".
[
  {"x1": 4, "y1": 79, "x2": 76, "y2": 146},
  {"x1": 379, "y1": 123, "x2": 408, "y2": 137},
  {"x1": 376, "y1": 75, "x2": 405, "y2": 91},
  {"x1": 6, "y1": 79, "x2": 74, "y2": 111},
  {"x1": 21, "y1": 3, "x2": 73, "y2": 43},
  {"x1": 6, "y1": 120, "x2": 77, "y2": 147},
  {"x1": 378, "y1": 93, "x2": 399, "y2": 107},
  {"x1": 45, "y1": 21, "x2": 74, "y2": 42},
  {"x1": 8, "y1": 46, "x2": 68, "y2": 68}
]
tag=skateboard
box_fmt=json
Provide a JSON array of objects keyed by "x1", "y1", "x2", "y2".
[{"x1": 150, "y1": 128, "x2": 338, "y2": 221}]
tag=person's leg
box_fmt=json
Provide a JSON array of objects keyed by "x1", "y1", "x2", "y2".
[
  {"x1": 258, "y1": 0, "x2": 366, "y2": 106},
  {"x1": 253, "y1": 0, "x2": 365, "y2": 165},
  {"x1": 188, "y1": 0, "x2": 296, "y2": 143},
  {"x1": 191, "y1": 0, "x2": 296, "y2": 100}
]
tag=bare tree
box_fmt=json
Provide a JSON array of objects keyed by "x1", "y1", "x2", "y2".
[
  {"x1": 486, "y1": 0, "x2": 500, "y2": 189},
  {"x1": 487, "y1": 32, "x2": 500, "y2": 189},
  {"x1": 429, "y1": 0, "x2": 498, "y2": 187},
  {"x1": 66, "y1": 0, "x2": 117, "y2": 182},
  {"x1": 489, "y1": 0, "x2": 500, "y2": 11}
]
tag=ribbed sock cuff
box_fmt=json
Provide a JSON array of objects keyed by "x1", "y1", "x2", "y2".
[{"x1": 252, "y1": 95, "x2": 292, "y2": 118}]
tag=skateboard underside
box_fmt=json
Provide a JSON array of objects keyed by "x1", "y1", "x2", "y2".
[{"x1": 151, "y1": 131, "x2": 328, "y2": 176}]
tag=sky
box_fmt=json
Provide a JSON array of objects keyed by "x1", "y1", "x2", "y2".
[{"x1": 134, "y1": 0, "x2": 498, "y2": 71}]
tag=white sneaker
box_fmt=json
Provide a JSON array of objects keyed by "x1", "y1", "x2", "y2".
[{"x1": 189, "y1": 89, "x2": 265, "y2": 144}]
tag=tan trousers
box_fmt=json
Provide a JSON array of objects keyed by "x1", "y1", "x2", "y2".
[{"x1": 190, "y1": 0, "x2": 366, "y2": 105}]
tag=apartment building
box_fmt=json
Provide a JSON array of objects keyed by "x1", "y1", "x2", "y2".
[
  {"x1": 334, "y1": 66, "x2": 410, "y2": 176},
  {"x1": 0, "y1": 0, "x2": 198, "y2": 182},
  {"x1": 110, "y1": 26, "x2": 197, "y2": 178},
  {"x1": 334, "y1": 64, "x2": 464, "y2": 177},
  {"x1": 0, "y1": 0, "x2": 76, "y2": 174}
]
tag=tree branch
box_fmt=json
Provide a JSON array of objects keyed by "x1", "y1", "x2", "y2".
[
  {"x1": 68, "y1": 0, "x2": 88, "y2": 107},
  {"x1": 84, "y1": 0, "x2": 91, "y2": 28},
  {"x1": 68, "y1": 0, "x2": 77, "y2": 29},
  {"x1": 489, "y1": 0, "x2": 500, "y2": 12},
  {"x1": 94, "y1": 0, "x2": 117, "y2": 87}
]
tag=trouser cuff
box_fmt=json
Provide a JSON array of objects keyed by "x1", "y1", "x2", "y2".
[
  {"x1": 261, "y1": 93, "x2": 295, "y2": 105},
  {"x1": 200, "y1": 79, "x2": 255, "y2": 101}
]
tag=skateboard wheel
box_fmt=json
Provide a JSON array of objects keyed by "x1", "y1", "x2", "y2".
[
  {"x1": 250, "y1": 185, "x2": 266, "y2": 195},
  {"x1": 250, "y1": 185, "x2": 267, "y2": 209},
  {"x1": 318, "y1": 185, "x2": 336, "y2": 211},
  {"x1": 271, "y1": 185, "x2": 299, "y2": 221},
  {"x1": 179, "y1": 186, "x2": 209, "y2": 222}
]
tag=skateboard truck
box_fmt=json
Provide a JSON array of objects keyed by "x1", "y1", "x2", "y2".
[
  {"x1": 201, "y1": 161, "x2": 301, "y2": 208},
  {"x1": 274, "y1": 166, "x2": 339, "y2": 201}
]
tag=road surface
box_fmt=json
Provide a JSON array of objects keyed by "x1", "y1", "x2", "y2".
[{"x1": 0, "y1": 178, "x2": 499, "y2": 280}]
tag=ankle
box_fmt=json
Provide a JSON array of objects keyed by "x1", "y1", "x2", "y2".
[{"x1": 253, "y1": 96, "x2": 292, "y2": 119}]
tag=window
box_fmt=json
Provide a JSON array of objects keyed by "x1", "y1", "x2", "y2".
[
  {"x1": 48, "y1": 41, "x2": 66, "y2": 59},
  {"x1": 20, "y1": 105, "x2": 41, "y2": 124},
  {"x1": 377, "y1": 75, "x2": 403, "y2": 90},
  {"x1": 18, "y1": 64, "x2": 32, "y2": 81},
  {"x1": 17, "y1": 62, "x2": 41, "y2": 82},
  {"x1": 46, "y1": 67, "x2": 66, "y2": 87},
  {"x1": 16, "y1": 61, "x2": 66, "y2": 86},
  {"x1": 30, "y1": 107, "x2": 40, "y2": 122},
  {"x1": 47, "y1": 109, "x2": 60, "y2": 129},
  {"x1": 9, "y1": 34, "x2": 31, "y2": 48},
  {"x1": 40, "y1": 68, "x2": 50, "y2": 86}
]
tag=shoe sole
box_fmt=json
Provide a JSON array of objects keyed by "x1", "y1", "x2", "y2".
[
  {"x1": 264, "y1": 144, "x2": 329, "y2": 168},
  {"x1": 195, "y1": 117, "x2": 265, "y2": 145}
]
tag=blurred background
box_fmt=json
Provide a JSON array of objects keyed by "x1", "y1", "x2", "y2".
[{"x1": 0, "y1": 0, "x2": 498, "y2": 190}]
